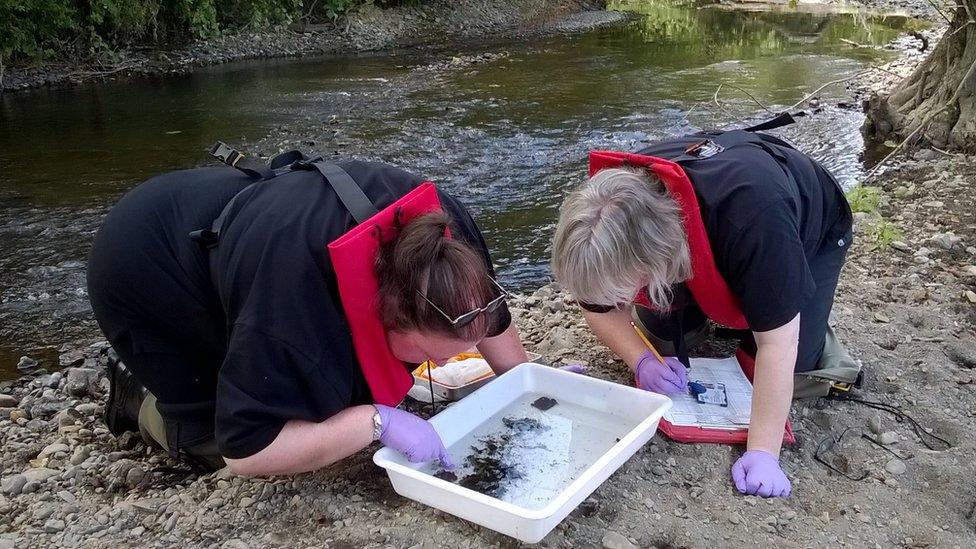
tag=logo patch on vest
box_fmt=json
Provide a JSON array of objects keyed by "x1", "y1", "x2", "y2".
[{"x1": 685, "y1": 139, "x2": 725, "y2": 159}]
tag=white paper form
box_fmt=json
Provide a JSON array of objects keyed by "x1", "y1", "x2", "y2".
[{"x1": 663, "y1": 356, "x2": 753, "y2": 429}]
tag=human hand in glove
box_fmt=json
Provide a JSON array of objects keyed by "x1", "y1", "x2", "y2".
[
  {"x1": 731, "y1": 450, "x2": 791, "y2": 498},
  {"x1": 635, "y1": 351, "x2": 687, "y2": 395},
  {"x1": 558, "y1": 364, "x2": 587, "y2": 374},
  {"x1": 374, "y1": 405, "x2": 454, "y2": 468}
]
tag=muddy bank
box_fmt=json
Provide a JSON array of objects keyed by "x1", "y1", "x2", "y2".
[{"x1": 1, "y1": 0, "x2": 622, "y2": 93}]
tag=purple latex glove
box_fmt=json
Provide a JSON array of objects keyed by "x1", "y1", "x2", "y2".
[
  {"x1": 559, "y1": 364, "x2": 587, "y2": 374},
  {"x1": 375, "y1": 405, "x2": 454, "y2": 468},
  {"x1": 635, "y1": 351, "x2": 687, "y2": 395},
  {"x1": 731, "y1": 450, "x2": 791, "y2": 498}
]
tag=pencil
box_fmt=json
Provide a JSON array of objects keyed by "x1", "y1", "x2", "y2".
[{"x1": 631, "y1": 322, "x2": 666, "y2": 365}]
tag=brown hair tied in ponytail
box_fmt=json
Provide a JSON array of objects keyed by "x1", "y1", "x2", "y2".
[{"x1": 375, "y1": 211, "x2": 499, "y2": 342}]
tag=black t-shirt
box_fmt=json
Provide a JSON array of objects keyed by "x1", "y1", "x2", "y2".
[
  {"x1": 209, "y1": 161, "x2": 511, "y2": 458},
  {"x1": 637, "y1": 132, "x2": 852, "y2": 332}
]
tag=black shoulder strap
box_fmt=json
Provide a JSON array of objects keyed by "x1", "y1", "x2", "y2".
[
  {"x1": 310, "y1": 161, "x2": 378, "y2": 224},
  {"x1": 741, "y1": 111, "x2": 796, "y2": 132},
  {"x1": 191, "y1": 154, "x2": 379, "y2": 248},
  {"x1": 668, "y1": 112, "x2": 797, "y2": 165}
]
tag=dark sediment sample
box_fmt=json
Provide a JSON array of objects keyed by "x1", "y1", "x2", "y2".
[
  {"x1": 432, "y1": 416, "x2": 550, "y2": 498},
  {"x1": 531, "y1": 396, "x2": 557, "y2": 411},
  {"x1": 433, "y1": 470, "x2": 458, "y2": 482}
]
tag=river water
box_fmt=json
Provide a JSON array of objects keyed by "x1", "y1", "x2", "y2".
[{"x1": 0, "y1": 1, "x2": 921, "y2": 377}]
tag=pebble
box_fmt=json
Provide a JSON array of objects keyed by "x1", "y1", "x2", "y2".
[
  {"x1": 17, "y1": 356, "x2": 43, "y2": 375},
  {"x1": 75, "y1": 403, "x2": 101, "y2": 415},
  {"x1": 43, "y1": 518, "x2": 66, "y2": 533},
  {"x1": 34, "y1": 503, "x2": 56, "y2": 521},
  {"x1": 601, "y1": 531, "x2": 638, "y2": 549},
  {"x1": 38, "y1": 442, "x2": 70, "y2": 459},
  {"x1": 651, "y1": 465, "x2": 666, "y2": 476},
  {"x1": 69, "y1": 447, "x2": 91, "y2": 466},
  {"x1": 885, "y1": 459, "x2": 907, "y2": 475},
  {"x1": 879, "y1": 431, "x2": 899, "y2": 445},
  {"x1": 23, "y1": 468, "x2": 59, "y2": 484},
  {"x1": 868, "y1": 415, "x2": 882, "y2": 435},
  {"x1": 1, "y1": 475, "x2": 27, "y2": 496},
  {"x1": 0, "y1": 394, "x2": 17, "y2": 407}
]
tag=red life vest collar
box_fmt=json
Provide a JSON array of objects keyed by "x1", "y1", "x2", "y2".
[
  {"x1": 328, "y1": 183, "x2": 444, "y2": 406},
  {"x1": 588, "y1": 151, "x2": 749, "y2": 329}
]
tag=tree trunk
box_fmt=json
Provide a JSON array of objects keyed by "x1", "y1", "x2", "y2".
[{"x1": 864, "y1": 0, "x2": 976, "y2": 153}]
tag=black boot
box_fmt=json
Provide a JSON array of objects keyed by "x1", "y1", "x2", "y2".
[{"x1": 104, "y1": 354, "x2": 148, "y2": 436}]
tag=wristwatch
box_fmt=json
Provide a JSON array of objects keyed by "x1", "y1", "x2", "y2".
[{"x1": 371, "y1": 407, "x2": 383, "y2": 441}]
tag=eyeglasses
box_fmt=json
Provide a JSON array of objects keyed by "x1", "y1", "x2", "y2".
[
  {"x1": 578, "y1": 286, "x2": 651, "y2": 314},
  {"x1": 417, "y1": 276, "x2": 509, "y2": 328}
]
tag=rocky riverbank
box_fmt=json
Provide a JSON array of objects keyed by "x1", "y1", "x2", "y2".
[
  {"x1": 0, "y1": 0, "x2": 622, "y2": 93},
  {"x1": 2, "y1": 5, "x2": 976, "y2": 549},
  {"x1": 2, "y1": 149, "x2": 975, "y2": 547},
  {"x1": 2, "y1": 194, "x2": 976, "y2": 548}
]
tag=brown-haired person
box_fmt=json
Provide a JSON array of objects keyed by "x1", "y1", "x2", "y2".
[{"x1": 87, "y1": 157, "x2": 529, "y2": 475}]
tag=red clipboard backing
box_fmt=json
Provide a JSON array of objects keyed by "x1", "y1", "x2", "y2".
[{"x1": 655, "y1": 348, "x2": 795, "y2": 444}]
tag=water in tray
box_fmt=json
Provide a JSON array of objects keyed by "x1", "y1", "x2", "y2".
[{"x1": 422, "y1": 392, "x2": 633, "y2": 510}]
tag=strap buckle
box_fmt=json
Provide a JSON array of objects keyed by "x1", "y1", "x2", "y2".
[
  {"x1": 210, "y1": 141, "x2": 245, "y2": 167},
  {"x1": 685, "y1": 139, "x2": 725, "y2": 159},
  {"x1": 188, "y1": 229, "x2": 220, "y2": 249}
]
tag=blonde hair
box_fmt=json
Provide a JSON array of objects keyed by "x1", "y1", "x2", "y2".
[{"x1": 551, "y1": 166, "x2": 692, "y2": 310}]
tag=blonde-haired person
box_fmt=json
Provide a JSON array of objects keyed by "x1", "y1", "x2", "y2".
[{"x1": 552, "y1": 130, "x2": 858, "y2": 498}]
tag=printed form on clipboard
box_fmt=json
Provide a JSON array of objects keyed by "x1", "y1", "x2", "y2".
[
  {"x1": 664, "y1": 356, "x2": 752, "y2": 428},
  {"x1": 657, "y1": 353, "x2": 795, "y2": 444}
]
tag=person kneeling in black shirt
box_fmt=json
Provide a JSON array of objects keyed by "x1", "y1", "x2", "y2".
[
  {"x1": 551, "y1": 130, "x2": 861, "y2": 498},
  {"x1": 88, "y1": 158, "x2": 529, "y2": 475}
]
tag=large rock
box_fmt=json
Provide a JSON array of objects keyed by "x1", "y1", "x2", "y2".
[
  {"x1": 38, "y1": 442, "x2": 70, "y2": 459},
  {"x1": 22, "y1": 468, "x2": 59, "y2": 484},
  {"x1": 65, "y1": 367, "x2": 101, "y2": 397},
  {"x1": 0, "y1": 394, "x2": 17, "y2": 407},
  {"x1": 16, "y1": 356, "x2": 44, "y2": 375}
]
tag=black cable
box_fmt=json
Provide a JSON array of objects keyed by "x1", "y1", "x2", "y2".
[
  {"x1": 813, "y1": 427, "x2": 870, "y2": 481},
  {"x1": 835, "y1": 395, "x2": 952, "y2": 451},
  {"x1": 427, "y1": 362, "x2": 437, "y2": 417}
]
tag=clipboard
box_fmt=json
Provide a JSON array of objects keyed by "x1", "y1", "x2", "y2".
[{"x1": 654, "y1": 348, "x2": 795, "y2": 444}]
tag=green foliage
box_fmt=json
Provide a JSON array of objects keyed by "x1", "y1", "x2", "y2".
[
  {"x1": 0, "y1": 0, "x2": 78, "y2": 61},
  {"x1": 845, "y1": 185, "x2": 881, "y2": 215},
  {"x1": 845, "y1": 184, "x2": 900, "y2": 251},
  {"x1": 0, "y1": 0, "x2": 422, "y2": 64},
  {"x1": 865, "y1": 218, "x2": 902, "y2": 251}
]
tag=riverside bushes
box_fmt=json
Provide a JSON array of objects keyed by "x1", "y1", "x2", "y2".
[{"x1": 0, "y1": 0, "x2": 418, "y2": 64}]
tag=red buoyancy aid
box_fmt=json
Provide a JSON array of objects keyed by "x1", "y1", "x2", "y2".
[
  {"x1": 328, "y1": 183, "x2": 443, "y2": 406},
  {"x1": 588, "y1": 151, "x2": 749, "y2": 330}
]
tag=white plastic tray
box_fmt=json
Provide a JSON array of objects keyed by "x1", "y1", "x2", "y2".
[{"x1": 373, "y1": 363, "x2": 672, "y2": 543}]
